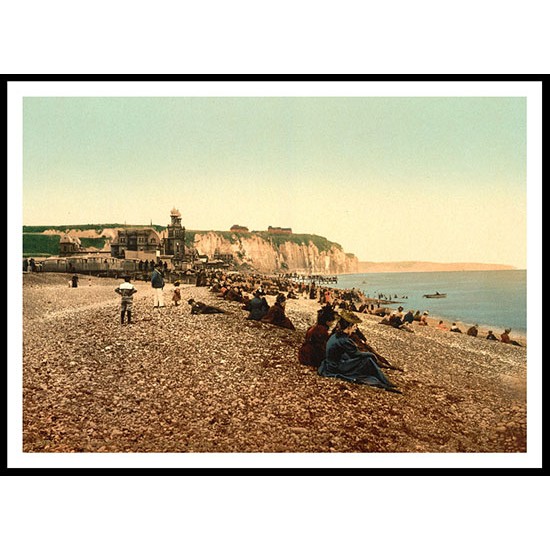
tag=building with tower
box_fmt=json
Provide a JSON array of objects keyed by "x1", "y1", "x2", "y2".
[
  {"x1": 164, "y1": 207, "x2": 185, "y2": 259},
  {"x1": 110, "y1": 227, "x2": 162, "y2": 260},
  {"x1": 110, "y1": 207, "x2": 199, "y2": 268}
]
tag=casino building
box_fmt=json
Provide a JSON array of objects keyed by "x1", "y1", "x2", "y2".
[{"x1": 110, "y1": 207, "x2": 194, "y2": 265}]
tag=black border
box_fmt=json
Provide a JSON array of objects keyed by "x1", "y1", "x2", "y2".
[{"x1": 4, "y1": 75, "x2": 545, "y2": 474}]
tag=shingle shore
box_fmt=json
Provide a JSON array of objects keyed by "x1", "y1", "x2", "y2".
[{"x1": 22, "y1": 273, "x2": 527, "y2": 453}]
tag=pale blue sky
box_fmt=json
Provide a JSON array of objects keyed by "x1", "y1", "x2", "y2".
[{"x1": 23, "y1": 96, "x2": 527, "y2": 267}]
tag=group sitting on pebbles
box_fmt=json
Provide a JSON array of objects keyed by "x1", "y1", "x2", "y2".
[
  {"x1": 197, "y1": 272, "x2": 403, "y2": 393},
  {"x1": 134, "y1": 268, "x2": 523, "y2": 396}
]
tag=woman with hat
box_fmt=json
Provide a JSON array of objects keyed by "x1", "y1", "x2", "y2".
[{"x1": 318, "y1": 309, "x2": 400, "y2": 393}]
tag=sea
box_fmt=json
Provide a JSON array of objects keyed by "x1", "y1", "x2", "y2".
[{"x1": 333, "y1": 270, "x2": 527, "y2": 336}]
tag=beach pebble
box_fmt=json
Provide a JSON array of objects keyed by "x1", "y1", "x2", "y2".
[{"x1": 22, "y1": 272, "x2": 528, "y2": 454}]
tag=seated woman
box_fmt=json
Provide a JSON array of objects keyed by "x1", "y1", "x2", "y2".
[
  {"x1": 318, "y1": 310, "x2": 401, "y2": 393},
  {"x1": 418, "y1": 311, "x2": 429, "y2": 326},
  {"x1": 225, "y1": 285, "x2": 244, "y2": 302},
  {"x1": 389, "y1": 312, "x2": 404, "y2": 329},
  {"x1": 379, "y1": 313, "x2": 392, "y2": 326},
  {"x1": 298, "y1": 305, "x2": 336, "y2": 368},
  {"x1": 403, "y1": 310, "x2": 415, "y2": 324},
  {"x1": 500, "y1": 328, "x2": 522, "y2": 346},
  {"x1": 261, "y1": 293, "x2": 296, "y2": 330},
  {"x1": 450, "y1": 322, "x2": 462, "y2": 333},
  {"x1": 246, "y1": 290, "x2": 269, "y2": 321}
]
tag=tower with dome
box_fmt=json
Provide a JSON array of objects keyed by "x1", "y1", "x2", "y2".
[{"x1": 164, "y1": 207, "x2": 185, "y2": 259}]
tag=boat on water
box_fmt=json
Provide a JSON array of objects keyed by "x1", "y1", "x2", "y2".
[{"x1": 423, "y1": 292, "x2": 447, "y2": 298}]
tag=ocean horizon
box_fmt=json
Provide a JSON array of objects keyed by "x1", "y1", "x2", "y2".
[{"x1": 334, "y1": 269, "x2": 527, "y2": 336}]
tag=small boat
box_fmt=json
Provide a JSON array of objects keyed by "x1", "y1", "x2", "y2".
[{"x1": 423, "y1": 292, "x2": 447, "y2": 298}]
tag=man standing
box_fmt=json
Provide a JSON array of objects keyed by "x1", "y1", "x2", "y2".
[{"x1": 151, "y1": 263, "x2": 165, "y2": 308}]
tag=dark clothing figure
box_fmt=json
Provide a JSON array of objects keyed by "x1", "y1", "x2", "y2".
[
  {"x1": 500, "y1": 329, "x2": 522, "y2": 346},
  {"x1": 261, "y1": 295, "x2": 295, "y2": 330},
  {"x1": 71, "y1": 274, "x2": 79, "y2": 288},
  {"x1": 299, "y1": 305, "x2": 337, "y2": 367},
  {"x1": 318, "y1": 332, "x2": 395, "y2": 390},
  {"x1": 151, "y1": 267, "x2": 164, "y2": 287},
  {"x1": 151, "y1": 266, "x2": 165, "y2": 307},
  {"x1": 247, "y1": 295, "x2": 269, "y2": 321},
  {"x1": 403, "y1": 311, "x2": 414, "y2": 324},
  {"x1": 486, "y1": 331, "x2": 498, "y2": 341},
  {"x1": 262, "y1": 302, "x2": 296, "y2": 330},
  {"x1": 225, "y1": 287, "x2": 243, "y2": 302},
  {"x1": 389, "y1": 314, "x2": 404, "y2": 328},
  {"x1": 196, "y1": 271, "x2": 208, "y2": 287},
  {"x1": 299, "y1": 324, "x2": 330, "y2": 368},
  {"x1": 188, "y1": 298, "x2": 225, "y2": 315},
  {"x1": 466, "y1": 325, "x2": 478, "y2": 337}
]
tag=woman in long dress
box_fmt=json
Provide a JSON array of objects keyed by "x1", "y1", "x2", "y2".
[
  {"x1": 298, "y1": 305, "x2": 336, "y2": 368},
  {"x1": 318, "y1": 309, "x2": 401, "y2": 393},
  {"x1": 261, "y1": 293, "x2": 295, "y2": 330}
]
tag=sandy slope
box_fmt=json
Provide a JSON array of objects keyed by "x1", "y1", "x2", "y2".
[{"x1": 21, "y1": 273, "x2": 527, "y2": 454}]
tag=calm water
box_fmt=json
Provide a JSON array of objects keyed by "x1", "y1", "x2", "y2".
[{"x1": 334, "y1": 270, "x2": 527, "y2": 336}]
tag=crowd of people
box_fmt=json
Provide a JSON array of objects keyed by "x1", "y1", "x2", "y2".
[
  {"x1": 109, "y1": 267, "x2": 524, "y2": 387},
  {"x1": 23, "y1": 258, "x2": 39, "y2": 272}
]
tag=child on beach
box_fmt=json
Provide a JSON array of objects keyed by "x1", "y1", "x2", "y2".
[
  {"x1": 172, "y1": 282, "x2": 182, "y2": 306},
  {"x1": 115, "y1": 275, "x2": 137, "y2": 324}
]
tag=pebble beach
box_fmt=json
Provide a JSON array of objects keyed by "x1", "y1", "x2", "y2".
[{"x1": 21, "y1": 273, "x2": 528, "y2": 455}]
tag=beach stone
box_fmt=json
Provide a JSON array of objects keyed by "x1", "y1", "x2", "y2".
[{"x1": 22, "y1": 273, "x2": 528, "y2": 454}]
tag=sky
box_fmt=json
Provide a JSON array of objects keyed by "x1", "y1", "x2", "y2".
[{"x1": 19, "y1": 85, "x2": 531, "y2": 268}]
